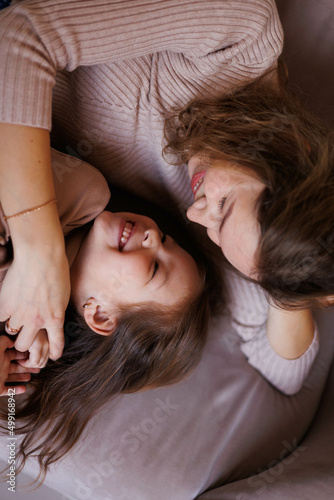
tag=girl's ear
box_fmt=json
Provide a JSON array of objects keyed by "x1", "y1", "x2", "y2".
[{"x1": 83, "y1": 300, "x2": 118, "y2": 336}]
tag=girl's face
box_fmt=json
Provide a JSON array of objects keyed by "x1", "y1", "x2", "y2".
[
  {"x1": 70, "y1": 211, "x2": 202, "y2": 312},
  {"x1": 187, "y1": 154, "x2": 265, "y2": 278}
]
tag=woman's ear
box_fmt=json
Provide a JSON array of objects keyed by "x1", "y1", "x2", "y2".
[{"x1": 83, "y1": 299, "x2": 118, "y2": 336}]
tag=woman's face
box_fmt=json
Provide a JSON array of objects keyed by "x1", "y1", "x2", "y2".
[
  {"x1": 71, "y1": 211, "x2": 202, "y2": 312},
  {"x1": 187, "y1": 155, "x2": 265, "y2": 277}
]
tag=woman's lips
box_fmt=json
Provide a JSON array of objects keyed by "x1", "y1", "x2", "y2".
[{"x1": 190, "y1": 170, "x2": 206, "y2": 197}]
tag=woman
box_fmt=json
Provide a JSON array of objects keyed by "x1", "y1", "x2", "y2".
[
  {"x1": 0, "y1": 0, "x2": 330, "y2": 389},
  {"x1": 0, "y1": 0, "x2": 288, "y2": 357},
  {"x1": 163, "y1": 73, "x2": 334, "y2": 307}
]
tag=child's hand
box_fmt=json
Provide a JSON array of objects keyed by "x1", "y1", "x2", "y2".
[
  {"x1": 16, "y1": 329, "x2": 49, "y2": 369},
  {"x1": 0, "y1": 335, "x2": 40, "y2": 396}
]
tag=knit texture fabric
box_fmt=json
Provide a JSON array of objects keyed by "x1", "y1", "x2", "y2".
[{"x1": 0, "y1": 0, "x2": 283, "y2": 212}]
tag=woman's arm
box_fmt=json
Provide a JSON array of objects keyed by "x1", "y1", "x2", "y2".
[
  {"x1": 266, "y1": 304, "x2": 315, "y2": 360},
  {"x1": 0, "y1": 123, "x2": 70, "y2": 360},
  {"x1": 0, "y1": 0, "x2": 282, "y2": 130},
  {"x1": 226, "y1": 270, "x2": 319, "y2": 395},
  {"x1": 241, "y1": 303, "x2": 319, "y2": 395}
]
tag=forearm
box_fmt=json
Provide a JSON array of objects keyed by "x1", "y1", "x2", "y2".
[
  {"x1": 225, "y1": 270, "x2": 318, "y2": 394},
  {"x1": 0, "y1": 123, "x2": 69, "y2": 360},
  {"x1": 241, "y1": 304, "x2": 318, "y2": 395},
  {"x1": 0, "y1": 0, "x2": 282, "y2": 131},
  {"x1": 266, "y1": 304, "x2": 315, "y2": 360},
  {"x1": 2, "y1": 0, "x2": 278, "y2": 63},
  {"x1": 0, "y1": 124, "x2": 64, "y2": 251}
]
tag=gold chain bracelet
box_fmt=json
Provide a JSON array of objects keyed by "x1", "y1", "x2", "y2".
[{"x1": 4, "y1": 199, "x2": 58, "y2": 221}]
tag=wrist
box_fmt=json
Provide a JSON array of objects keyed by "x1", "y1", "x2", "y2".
[
  {"x1": 4, "y1": 199, "x2": 57, "y2": 222},
  {"x1": 8, "y1": 203, "x2": 65, "y2": 253}
]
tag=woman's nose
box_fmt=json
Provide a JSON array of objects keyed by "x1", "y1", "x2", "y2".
[
  {"x1": 186, "y1": 197, "x2": 209, "y2": 227},
  {"x1": 186, "y1": 198, "x2": 220, "y2": 232},
  {"x1": 142, "y1": 228, "x2": 161, "y2": 249}
]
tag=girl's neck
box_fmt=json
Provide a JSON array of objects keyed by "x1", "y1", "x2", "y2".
[{"x1": 65, "y1": 225, "x2": 90, "y2": 269}]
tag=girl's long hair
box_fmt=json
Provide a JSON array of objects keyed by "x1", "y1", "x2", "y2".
[{"x1": 0, "y1": 230, "x2": 221, "y2": 482}]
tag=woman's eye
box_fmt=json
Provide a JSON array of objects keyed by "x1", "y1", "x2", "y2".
[
  {"x1": 218, "y1": 197, "x2": 227, "y2": 210},
  {"x1": 152, "y1": 261, "x2": 159, "y2": 279},
  {"x1": 161, "y1": 233, "x2": 166, "y2": 244}
]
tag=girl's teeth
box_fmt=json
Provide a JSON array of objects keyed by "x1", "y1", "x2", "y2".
[{"x1": 120, "y1": 222, "x2": 134, "y2": 248}]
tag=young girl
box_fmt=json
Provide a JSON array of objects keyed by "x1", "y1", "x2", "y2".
[
  {"x1": 0, "y1": 147, "x2": 221, "y2": 476},
  {"x1": 0, "y1": 149, "x2": 318, "y2": 483}
]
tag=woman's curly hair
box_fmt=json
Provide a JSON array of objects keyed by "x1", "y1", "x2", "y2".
[{"x1": 164, "y1": 64, "x2": 334, "y2": 308}]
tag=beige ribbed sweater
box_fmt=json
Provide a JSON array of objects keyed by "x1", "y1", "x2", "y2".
[
  {"x1": 0, "y1": 0, "x2": 283, "y2": 211},
  {"x1": 0, "y1": 0, "x2": 318, "y2": 394}
]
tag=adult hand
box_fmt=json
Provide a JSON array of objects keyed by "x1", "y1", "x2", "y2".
[
  {"x1": 0, "y1": 125, "x2": 69, "y2": 361},
  {"x1": 0, "y1": 242, "x2": 70, "y2": 361},
  {"x1": 0, "y1": 335, "x2": 40, "y2": 396}
]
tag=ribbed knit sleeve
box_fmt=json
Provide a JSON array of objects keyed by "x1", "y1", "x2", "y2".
[
  {"x1": 225, "y1": 270, "x2": 319, "y2": 395},
  {"x1": 0, "y1": 0, "x2": 283, "y2": 130},
  {"x1": 240, "y1": 326, "x2": 319, "y2": 396}
]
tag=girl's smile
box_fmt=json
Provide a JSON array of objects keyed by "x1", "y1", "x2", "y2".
[{"x1": 70, "y1": 211, "x2": 202, "y2": 312}]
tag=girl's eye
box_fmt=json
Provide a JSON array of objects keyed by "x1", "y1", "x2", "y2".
[
  {"x1": 152, "y1": 261, "x2": 159, "y2": 279},
  {"x1": 161, "y1": 233, "x2": 166, "y2": 244},
  {"x1": 218, "y1": 197, "x2": 227, "y2": 210}
]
